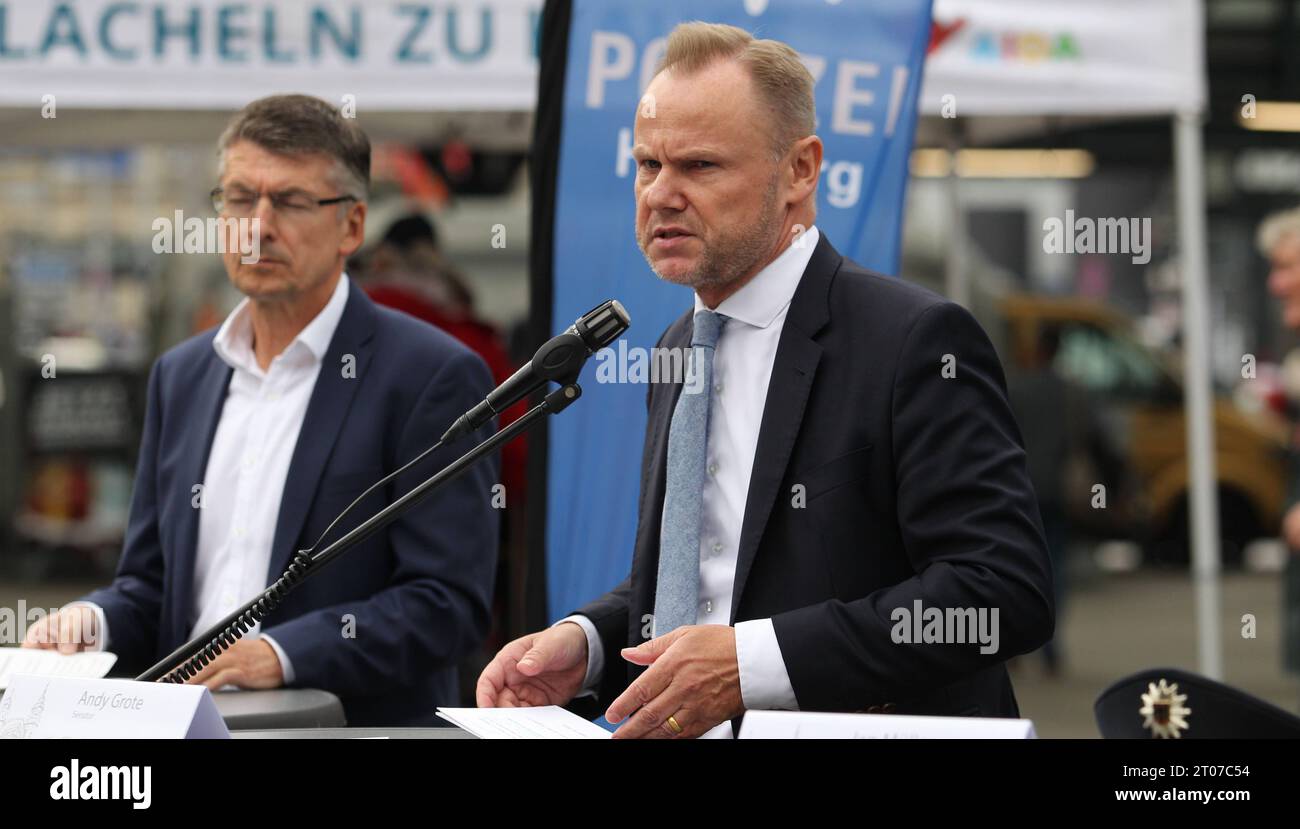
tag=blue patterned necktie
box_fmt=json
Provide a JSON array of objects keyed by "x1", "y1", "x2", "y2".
[{"x1": 653, "y1": 309, "x2": 726, "y2": 638}]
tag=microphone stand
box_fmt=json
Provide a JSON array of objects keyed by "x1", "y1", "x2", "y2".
[{"x1": 137, "y1": 381, "x2": 583, "y2": 683}]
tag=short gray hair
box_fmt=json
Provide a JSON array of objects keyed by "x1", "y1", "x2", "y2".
[
  {"x1": 1257, "y1": 206, "x2": 1300, "y2": 256},
  {"x1": 217, "y1": 94, "x2": 370, "y2": 201}
]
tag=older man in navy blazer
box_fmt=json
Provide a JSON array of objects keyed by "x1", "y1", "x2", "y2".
[{"x1": 22, "y1": 95, "x2": 498, "y2": 727}]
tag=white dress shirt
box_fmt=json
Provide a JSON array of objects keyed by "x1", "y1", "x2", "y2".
[
  {"x1": 77, "y1": 275, "x2": 352, "y2": 685},
  {"x1": 562, "y1": 226, "x2": 820, "y2": 737}
]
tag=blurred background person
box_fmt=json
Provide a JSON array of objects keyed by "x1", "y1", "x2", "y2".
[
  {"x1": 1259, "y1": 206, "x2": 1300, "y2": 680},
  {"x1": 355, "y1": 211, "x2": 528, "y2": 689},
  {"x1": 357, "y1": 213, "x2": 524, "y2": 501},
  {"x1": 1006, "y1": 326, "x2": 1121, "y2": 677}
]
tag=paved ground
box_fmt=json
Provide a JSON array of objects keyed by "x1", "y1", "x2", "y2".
[
  {"x1": 1013, "y1": 566, "x2": 1299, "y2": 737},
  {"x1": 4, "y1": 566, "x2": 1297, "y2": 738}
]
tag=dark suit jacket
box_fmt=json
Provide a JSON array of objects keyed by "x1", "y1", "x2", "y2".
[
  {"x1": 574, "y1": 234, "x2": 1054, "y2": 725},
  {"x1": 83, "y1": 281, "x2": 499, "y2": 726}
]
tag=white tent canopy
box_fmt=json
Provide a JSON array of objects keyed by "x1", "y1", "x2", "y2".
[
  {"x1": 921, "y1": 0, "x2": 1221, "y2": 678},
  {"x1": 0, "y1": 0, "x2": 543, "y2": 148},
  {"x1": 0, "y1": 0, "x2": 540, "y2": 110},
  {"x1": 920, "y1": 0, "x2": 1204, "y2": 116}
]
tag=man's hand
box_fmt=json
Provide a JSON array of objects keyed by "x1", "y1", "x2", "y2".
[
  {"x1": 21, "y1": 605, "x2": 99, "y2": 654},
  {"x1": 606, "y1": 625, "x2": 744, "y2": 739},
  {"x1": 476, "y1": 622, "x2": 588, "y2": 708},
  {"x1": 185, "y1": 638, "x2": 285, "y2": 691}
]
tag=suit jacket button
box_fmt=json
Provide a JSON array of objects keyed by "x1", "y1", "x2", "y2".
[{"x1": 866, "y1": 705, "x2": 882, "y2": 714}]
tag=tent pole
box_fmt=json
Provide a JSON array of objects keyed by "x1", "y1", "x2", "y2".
[
  {"x1": 945, "y1": 122, "x2": 970, "y2": 308},
  {"x1": 1173, "y1": 108, "x2": 1223, "y2": 679}
]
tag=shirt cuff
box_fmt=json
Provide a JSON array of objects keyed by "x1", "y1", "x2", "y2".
[
  {"x1": 260, "y1": 633, "x2": 295, "y2": 685},
  {"x1": 554, "y1": 615, "x2": 603, "y2": 696},
  {"x1": 734, "y1": 618, "x2": 799, "y2": 711},
  {"x1": 63, "y1": 602, "x2": 109, "y2": 652}
]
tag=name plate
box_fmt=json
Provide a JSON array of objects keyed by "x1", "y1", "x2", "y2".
[
  {"x1": 738, "y1": 710, "x2": 1036, "y2": 739},
  {"x1": 0, "y1": 674, "x2": 230, "y2": 739}
]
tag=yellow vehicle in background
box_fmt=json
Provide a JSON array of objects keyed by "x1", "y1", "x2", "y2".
[{"x1": 999, "y1": 294, "x2": 1289, "y2": 565}]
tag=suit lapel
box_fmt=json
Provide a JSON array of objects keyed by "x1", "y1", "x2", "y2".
[
  {"x1": 167, "y1": 355, "x2": 233, "y2": 648},
  {"x1": 266, "y1": 283, "x2": 376, "y2": 582},
  {"x1": 729, "y1": 235, "x2": 838, "y2": 622}
]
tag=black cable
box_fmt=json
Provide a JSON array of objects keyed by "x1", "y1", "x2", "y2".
[
  {"x1": 302, "y1": 438, "x2": 445, "y2": 561},
  {"x1": 161, "y1": 548, "x2": 314, "y2": 683}
]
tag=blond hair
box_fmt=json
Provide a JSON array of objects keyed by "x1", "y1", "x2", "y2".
[{"x1": 655, "y1": 21, "x2": 815, "y2": 158}]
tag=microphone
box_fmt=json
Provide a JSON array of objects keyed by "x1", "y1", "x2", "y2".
[{"x1": 440, "y1": 299, "x2": 630, "y2": 443}]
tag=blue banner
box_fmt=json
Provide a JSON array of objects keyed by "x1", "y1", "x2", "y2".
[{"x1": 545, "y1": 0, "x2": 933, "y2": 620}]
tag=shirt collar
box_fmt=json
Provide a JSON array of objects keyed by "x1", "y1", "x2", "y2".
[
  {"x1": 213, "y1": 274, "x2": 350, "y2": 374},
  {"x1": 693, "y1": 226, "x2": 819, "y2": 330}
]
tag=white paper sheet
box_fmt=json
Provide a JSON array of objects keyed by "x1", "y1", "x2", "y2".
[
  {"x1": 436, "y1": 706, "x2": 612, "y2": 739},
  {"x1": 737, "y1": 709, "x2": 1037, "y2": 739},
  {"x1": 0, "y1": 648, "x2": 117, "y2": 689}
]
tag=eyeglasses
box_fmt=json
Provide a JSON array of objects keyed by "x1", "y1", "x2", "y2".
[{"x1": 210, "y1": 187, "x2": 357, "y2": 218}]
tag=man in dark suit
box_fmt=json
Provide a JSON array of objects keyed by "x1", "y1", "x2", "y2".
[
  {"x1": 476, "y1": 22, "x2": 1053, "y2": 737},
  {"x1": 22, "y1": 95, "x2": 499, "y2": 727}
]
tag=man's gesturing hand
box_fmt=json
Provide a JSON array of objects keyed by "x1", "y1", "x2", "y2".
[
  {"x1": 476, "y1": 622, "x2": 589, "y2": 708},
  {"x1": 606, "y1": 625, "x2": 744, "y2": 739}
]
